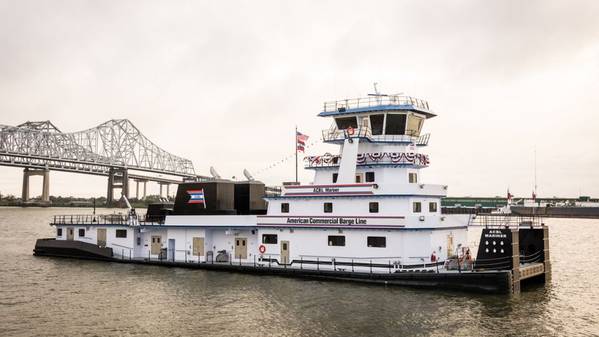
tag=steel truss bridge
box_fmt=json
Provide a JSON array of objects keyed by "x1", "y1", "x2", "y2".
[{"x1": 0, "y1": 120, "x2": 205, "y2": 204}]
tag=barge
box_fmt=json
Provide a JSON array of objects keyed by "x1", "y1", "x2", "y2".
[{"x1": 34, "y1": 92, "x2": 551, "y2": 294}]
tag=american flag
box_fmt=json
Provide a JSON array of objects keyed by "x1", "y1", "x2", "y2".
[{"x1": 296, "y1": 131, "x2": 309, "y2": 152}]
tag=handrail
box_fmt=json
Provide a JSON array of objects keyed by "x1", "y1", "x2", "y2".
[
  {"x1": 322, "y1": 124, "x2": 430, "y2": 145},
  {"x1": 323, "y1": 95, "x2": 430, "y2": 113}
]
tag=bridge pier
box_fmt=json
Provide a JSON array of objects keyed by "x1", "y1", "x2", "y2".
[
  {"x1": 21, "y1": 168, "x2": 50, "y2": 203},
  {"x1": 134, "y1": 179, "x2": 148, "y2": 200},
  {"x1": 107, "y1": 168, "x2": 129, "y2": 205},
  {"x1": 159, "y1": 182, "x2": 170, "y2": 199}
]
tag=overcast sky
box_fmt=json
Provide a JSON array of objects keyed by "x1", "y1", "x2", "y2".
[{"x1": 0, "y1": 0, "x2": 598, "y2": 199}]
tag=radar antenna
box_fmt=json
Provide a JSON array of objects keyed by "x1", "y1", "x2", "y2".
[
  {"x1": 209, "y1": 166, "x2": 222, "y2": 179},
  {"x1": 243, "y1": 169, "x2": 255, "y2": 181}
]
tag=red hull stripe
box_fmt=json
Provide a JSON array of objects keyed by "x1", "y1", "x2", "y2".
[{"x1": 258, "y1": 215, "x2": 405, "y2": 219}]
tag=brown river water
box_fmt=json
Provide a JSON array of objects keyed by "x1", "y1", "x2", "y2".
[{"x1": 0, "y1": 207, "x2": 598, "y2": 337}]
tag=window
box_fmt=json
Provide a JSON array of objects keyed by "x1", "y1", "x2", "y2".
[
  {"x1": 281, "y1": 203, "x2": 289, "y2": 213},
  {"x1": 57, "y1": 228, "x2": 62, "y2": 237},
  {"x1": 409, "y1": 172, "x2": 418, "y2": 183},
  {"x1": 406, "y1": 115, "x2": 424, "y2": 136},
  {"x1": 332, "y1": 173, "x2": 338, "y2": 183},
  {"x1": 137, "y1": 237, "x2": 141, "y2": 246},
  {"x1": 328, "y1": 235, "x2": 345, "y2": 246},
  {"x1": 335, "y1": 116, "x2": 358, "y2": 130},
  {"x1": 429, "y1": 202, "x2": 438, "y2": 212},
  {"x1": 116, "y1": 229, "x2": 127, "y2": 238},
  {"x1": 262, "y1": 234, "x2": 278, "y2": 244},
  {"x1": 367, "y1": 236, "x2": 386, "y2": 248},
  {"x1": 413, "y1": 202, "x2": 422, "y2": 213},
  {"x1": 385, "y1": 114, "x2": 407, "y2": 135},
  {"x1": 324, "y1": 202, "x2": 333, "y2": 213},
  {"x1": 365, "y1": 172, "x2": 375, "y2": 182},
  {"x1": 369, "y1": 202, "x2": 379, "y2": 213},
  {"x1": 78, "y1": 229, "x2": 85, "y2": 237},
  {"x1": 355, "y1": 173, "x2": 363, "y2": 183},
  {"x1": 370, "y1": 114, "x2": 384, "y2": 135}
]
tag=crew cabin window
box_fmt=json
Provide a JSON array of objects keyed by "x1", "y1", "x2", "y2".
[
  {"x1": 367, "y1": 236, "x2": 386, "y2": 248},
  {"x1": 57, "y1": 228, "x2": 62, "y2": 237},
  {"x1": 365, "y1": 172, "x2": 375, "y2": 182},
  {"x1": 324, "y1": 202, "x2": 333, "y2": 213},
  {"x1": 328, "y1": 235, "x2": 345, "y2": 247},
  {"x1": 385, "y1": 114, "x2": 407, "y2": 135},
  {"x1": 116, "y1": 229, "x2": 127, "y2": 238},
  {"x1": 355, "y1": 173, "x2": 363, "y2": 183},
  {"x1": 78, "y1": 229, "x2": 85, "y2": 237},
  {"x1": 262, "y1": 234, "x2": 278, "y2": 244},
  {"x1": 409, "y1": 173, "x2": 418, "y2": 183},
  {"x1": 332, "y1": 173, "x2": 338, "y2": 183},
  {"x1": 369, "y1": 202, "x2": 379, "y2": 213},
  {"x1": 429, "y1": 202, "x2": 438, "y2": 212},
  {"x1": 281, "y1": 203, "x2": 289, "y2": 213},
  {"x1": 370, "y1": 114, "x2": 384, "y2": 135},
  {"x1": 335, "y1": 116, "x2": 358, "y2": 130},
  {"x1": 413, "y1": 202, "x2": 422, "y2": 213}
]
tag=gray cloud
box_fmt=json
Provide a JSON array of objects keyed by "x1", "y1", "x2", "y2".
[{"x1": 0, "y1": 0, "x2": 598, "y2": 198}]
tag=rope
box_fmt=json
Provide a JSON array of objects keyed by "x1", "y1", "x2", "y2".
[{"x1": 253, "y1": 138, "x2": 321, "y2": 176}]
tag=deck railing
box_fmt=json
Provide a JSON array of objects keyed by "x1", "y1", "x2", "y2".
[
  {"x1": 323, "y1": 95, "x2": 430, "y2": 113},
  {"x1": 469, "y1": 214, "x2": 544, "y2": 228},
  {"x1": 50, "y1": 214, "x2": 163, "y2": 226}
]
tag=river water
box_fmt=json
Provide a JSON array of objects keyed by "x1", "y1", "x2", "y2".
[{"x1": 0, "y1": 207, "x2": 598, "y2": 337}]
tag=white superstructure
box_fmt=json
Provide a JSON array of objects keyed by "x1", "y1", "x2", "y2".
[{"x1": 51, "y1": 93, "x2": 471, "y2": 271}]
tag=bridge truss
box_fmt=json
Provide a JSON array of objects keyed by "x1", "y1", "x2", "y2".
[{"x1": 0, "y1": 120, "x2": 199, "y2": 203}]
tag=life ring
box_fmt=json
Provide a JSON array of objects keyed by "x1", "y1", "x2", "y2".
[
  {"x1": 258, "y1": 245, "x2": 266, "y2": 254},
  {"x1": 347, "y1": 126, "x2": 355, "y2": 136}
]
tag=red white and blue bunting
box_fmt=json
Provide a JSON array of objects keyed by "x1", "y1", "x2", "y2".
[{"x1": 306, "y1": 152, "x2": 429, "y2": 167}]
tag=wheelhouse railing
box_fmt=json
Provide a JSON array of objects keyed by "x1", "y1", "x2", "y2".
[
  {"x1": 323, "y1": 95, "x2": 430, "y2": 113},
  {"x1": 322, "y1": 125, "x2": 430, "y2": 145}
]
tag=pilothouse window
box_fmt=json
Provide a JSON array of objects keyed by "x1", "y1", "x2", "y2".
[
  {"x1": 370, "y1": 114, "x2": 384, "y2": 135},
  {"x1": 335, "y1": 116, "x2": 358, "y2": 130},
  {"x1": 385, "y1": 114, "x2": 407, "y2": 135}
]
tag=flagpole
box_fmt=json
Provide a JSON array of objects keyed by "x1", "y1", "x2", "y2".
[{"x1": 295, "y1": 126, "x2": 298, "y2": 183}]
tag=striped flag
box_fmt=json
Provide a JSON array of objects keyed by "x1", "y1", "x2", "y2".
[
  {"x1": 296, "y1": 131, "x2": 309, "y2": 152},
  {"x1": 187, "y1": 189, "x2": 206, "y2": 208}
]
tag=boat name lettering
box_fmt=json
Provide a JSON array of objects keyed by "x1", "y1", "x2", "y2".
[
  {"x1": 286, "y1": 217, "x2": 368, "y2": 225},
  {"x1": 484, "y1": 229, "x2": 508, "y2": 239},
  {"x1": 312, "y1": 187, "x2": 340, "y2": 193}
]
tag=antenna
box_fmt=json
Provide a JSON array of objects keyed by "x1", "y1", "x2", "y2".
[
  {"x1": 368, "y1": 82, "x2": 386, "y2": 104},
  {"x1": 209, "y1": 166, "x2": 222, "y2": 179},
  {"x1": 243, "y1": 169, "x2": 255, "y2": 181},
  {"x1": 534, "y1": 147, "x2": 537, "y2": 198}
]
